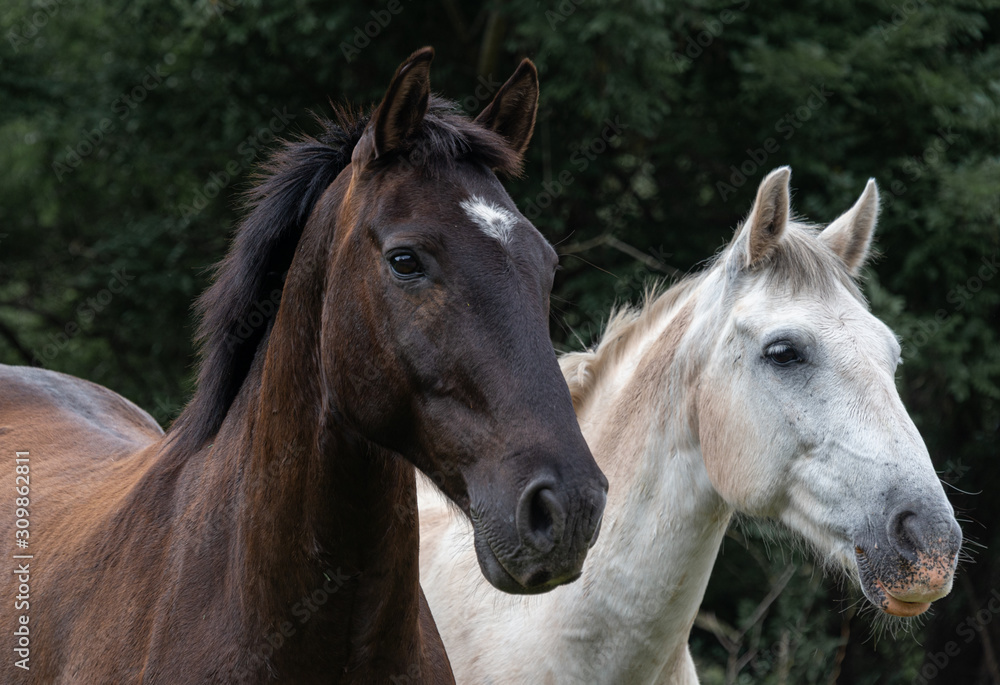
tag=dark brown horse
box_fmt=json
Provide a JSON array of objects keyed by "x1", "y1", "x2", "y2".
[{"x1": 0, "y1": 48, "x2": 608, "y2": 683}]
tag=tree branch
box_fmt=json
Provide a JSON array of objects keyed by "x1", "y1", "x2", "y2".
[{"x1": 558, "y1": 233, "x2": 682, "y2": 277}]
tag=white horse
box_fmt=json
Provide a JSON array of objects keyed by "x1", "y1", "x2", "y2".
[{"x1": 418, "y1": 167, "x2": 962, "y2": 684}]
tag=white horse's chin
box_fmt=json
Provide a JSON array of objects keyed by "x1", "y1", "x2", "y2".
[{"x1": 804, "y1": 535, "x2": 937, "y2": 618}]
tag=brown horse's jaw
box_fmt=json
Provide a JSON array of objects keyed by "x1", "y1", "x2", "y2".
[{"x1": 473, "y1": 529, "x2": 584, "y2": 595}]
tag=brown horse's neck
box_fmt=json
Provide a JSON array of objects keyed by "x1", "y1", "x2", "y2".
[{"x1": 188, "y1": 202, "x2": 447, "y2": 682}]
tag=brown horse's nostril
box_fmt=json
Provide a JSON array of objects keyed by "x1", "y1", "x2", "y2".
[
  {"x1": 517, "y1": 479, "x2": 567, "y2": 554},
  {"x1": 588, "y1": 512, "x2": 603, "y2": 549}
]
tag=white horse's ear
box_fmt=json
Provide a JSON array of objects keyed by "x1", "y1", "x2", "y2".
[
  {"x1": 735, "y1": 166, "x2": 791, "y2": 269},
  {"x1": 820, "y1": 179, "x2": 879, "y2": 276}
]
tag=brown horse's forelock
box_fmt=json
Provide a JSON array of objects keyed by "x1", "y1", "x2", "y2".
[{"x1": 168, "y1": 97, "x2": 522, "y2": 453}]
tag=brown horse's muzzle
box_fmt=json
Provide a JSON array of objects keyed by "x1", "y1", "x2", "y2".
[
  {"x1": 855, "y1": 504, "x2": 962, "y2": 617},
  {"x1": 470, "y1": 468, "x2": 608, "y2": 595}
]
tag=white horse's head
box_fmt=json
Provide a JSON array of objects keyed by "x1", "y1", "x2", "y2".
[{"x1": 689, "y1": 167, "x2": 961, "y2": 617}]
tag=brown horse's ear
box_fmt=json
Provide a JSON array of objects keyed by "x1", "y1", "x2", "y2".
[
  {"x1": 474, "y1": 58, "x2": 539, "y2": 159},
  {"x1": 371, "y1": 47, "x2": 434, "y2": 159},
  {"x1": 734, "y1": 166, "x2": 791, "y2": 269},
  {"x1": 820, "y1": 179, "x2": 879, "y2": 276}
]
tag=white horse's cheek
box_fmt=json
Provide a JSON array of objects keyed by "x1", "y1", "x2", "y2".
[{"x1": 699, "y1": 372, "x2": 795, "y2": 516}]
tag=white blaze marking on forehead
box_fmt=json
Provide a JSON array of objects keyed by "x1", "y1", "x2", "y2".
[{"x1": 460, "y1": 195, "x2": 517, "y2": 245}]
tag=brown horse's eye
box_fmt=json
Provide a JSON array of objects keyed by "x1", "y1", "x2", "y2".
[
  {"x1": 765, "y1": 342, "x2": 802, "y2": 366},
  {"x1": 389, "y1": 251, "x2": 423, "y2": 279}
]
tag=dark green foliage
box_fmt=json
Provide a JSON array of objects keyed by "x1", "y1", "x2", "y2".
[{"x1": 1, "y1": 0, "x2": 997, "y2": 681}]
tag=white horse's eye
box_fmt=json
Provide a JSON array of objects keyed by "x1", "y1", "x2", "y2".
[{"x1": 764, "y1": 342, "x2": 803, "y2": 366}]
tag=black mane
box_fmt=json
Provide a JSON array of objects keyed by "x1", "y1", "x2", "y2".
[{"x1": 169, "y1": 98, "x2": 520, "y2": 451}]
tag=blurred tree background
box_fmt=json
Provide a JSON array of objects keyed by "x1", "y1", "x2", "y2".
[{"x1": 1, "y1": 0, "x2": 997, "y2": 682}]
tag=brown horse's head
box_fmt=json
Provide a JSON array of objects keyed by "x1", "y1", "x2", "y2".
[{"x1": 308, "y1": 48, "x2": 606, "y2": 593}]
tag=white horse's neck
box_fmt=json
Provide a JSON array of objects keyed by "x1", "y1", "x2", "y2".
[
  {"x1": 557, "y1": 282, "x2": 731, "y2": 683},
  {"x1": 563, "y1": 441, "x2": 730, "y2": 683}
]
